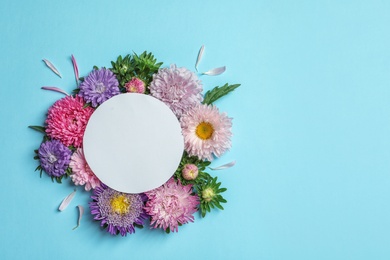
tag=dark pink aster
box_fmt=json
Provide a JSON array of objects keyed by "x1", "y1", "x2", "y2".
[
  {"x1": 90, "y1": 184, "x2": 148, "y2": 236},
  {"x1": 144, "y1": 178, "x2": 199, "y2": 232},
  {"x1": 78, "y1": 68, "x2": 120, "y2": 107},
  {"x1": 45, "y1": 95, "x2": 94, "y2": 147}
]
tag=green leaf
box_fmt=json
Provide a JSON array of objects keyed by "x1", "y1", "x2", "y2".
[
  {"x1": 28, "y1": 125, "x2": 46, "y2": 134},
  {"x1": 202, "y1": 83, "x2": 240, "y2": 105}
]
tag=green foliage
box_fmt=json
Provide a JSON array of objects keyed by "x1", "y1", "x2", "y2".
[
  {"x1": 110, "y1": 51, "x2": 163, "y2": 93},
  {"x1": 28, "y1": 125, "x2": 46, "y2": 134},
  {"x1": 196, "y1": 176, "x2": 227, "y2": 218},
  {"x1": 174, "y1": 152, "x2": 212, "y2": 186},
  {"x1": 203, "y1": 83, "x2": 240, "y2": 105}
]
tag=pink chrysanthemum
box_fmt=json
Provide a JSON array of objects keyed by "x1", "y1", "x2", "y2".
[
  {"x1": 46, "y1": 95, "x2": 94, "y2": 147},
  {"x1": 69, "y1": 148, "x2": 101, "y2": 191},
  {"x1": 149, "y1": 64, "x2": 203, "y2": 118},
  {"x1": 125, "y1": 77, "x2": 145, "y2": 93},
  {"x1": 180, "y1": 104, "x2": 232, "y2": 161},
  {"x1": 144, "y1": 178, "x2": 199, "y2": 232}
]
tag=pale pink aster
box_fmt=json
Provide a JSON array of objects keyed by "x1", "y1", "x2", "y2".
[
  {"x1": 180, "y1": 104, "x2": 232, "y2": 161},
  {"x1": 46, "y1": 96, "x2": 94, "y2": 147},
  {"x1": 182, "y1": 164, "x2": 198, "y2": 180},
  {"x1": 125, "y1": 77, "x2": 145, "y2": 93},
  {"x1": 149, "y1": 64, "x2": 203, "y2": 118},
  {"x1": 144, "y1": 178, "x2": 199, "y2": 232},
  {"x1": 69, "y1": 148, "x2": 101, "y2": 191}
]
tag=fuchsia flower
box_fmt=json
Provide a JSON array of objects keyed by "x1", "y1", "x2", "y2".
[
  {"x1": 45, "y1": 95, "x2": 94, "y2": 147},
  {"x1": 180, "y1": 104, "x2": 232, "y2": 161},
  {"x1": 125, "y1": 77, "x2": 145, "y2": 93},
  {"x1": 69, "y1": 148, "x2": 101, "y2": 191},
  {"x1": 144, "y1": 178, "x2": 199, "y2": 232}
]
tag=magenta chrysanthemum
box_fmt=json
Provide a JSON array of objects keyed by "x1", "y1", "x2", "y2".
[
  {"x1": 149, "y1": 64, "x2": 203, "y2": 118},
  {"x1": 125, "y1": 77, "x2": 145, "y2": 93},
  {"x1": 144, "y1": 178, "x2": 199, "y2": 232},
  {"x1": 69, "y1": 148, "x2": 101, "y2": 191},
  {"x1": 90, "y1": 184, "x2": 148, "y2": 236},
  {"x1": 180, "y1": 104, "x2": 232, "y2": 161},
  {"x1": 45, "y1": 95, "x2": 94, "y2": 147}
]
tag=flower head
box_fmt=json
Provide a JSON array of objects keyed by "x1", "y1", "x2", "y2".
[
  {"x1": 182, "y1": 164, "x2": 198, "y2": 181},
  {"x1": 45, "y1": 95, "x2": 94, "y2": 147},
  {"x1": 125, "y1": 77, "x2": 145, "y2": 93},
  {"x1": 149, "y1": 64, "x2": 203, "y2": 118},
  {"x1": 69, "y1": 148, "x2": 101, "y2": 191},
  {"x1": 90, "y1": 184, "x2": 148, "y2": 236},
  {"x1": 180, "y1": 104, "x2": 232, "y2": 161},
  {"x1": 79, "y1": 68, "x2": 120, "y2": 107},
  {"x1": 38, "y1": 140, "x2": 72, "y2": 177},
  {"x1": 144, "y1": 178, "x2": 199, "y2": 232}
]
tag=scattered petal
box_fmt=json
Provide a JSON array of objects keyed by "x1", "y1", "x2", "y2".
[
  {"x1": 195, "y1": 45, "x2": 205, "y2": 72},
  {"x1": 71, "y1": 55, "x2": 79, "y2": 85},
  {"x1": 41, "y1": 86, "x2": 69, "y2": 96},
  {"x1": 202, "y1": 66, "x2": 226, "y2": 76},
  {"x1": 73, "y1": 205, "x2": 84, "y2": 230},
  {"x1": 209, "y1": 160, "x2": 236, "y2": 170},
  {"x1": 58, "y1": 189, "x2": 76, "y2": 211},
  {"x1": 42, "y1": 59, "x2": 62, "y2": 78}
]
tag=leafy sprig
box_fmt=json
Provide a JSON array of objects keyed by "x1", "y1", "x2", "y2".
[{"x1": 202, "y1": 83, "x2": 240, "y2": 105}]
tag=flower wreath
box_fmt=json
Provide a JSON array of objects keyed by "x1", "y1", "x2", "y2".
[{"x1": 30, "y1": 48, "x2": 240, "y2": 236}]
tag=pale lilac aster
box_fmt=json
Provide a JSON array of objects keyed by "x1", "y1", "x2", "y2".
[
  {"x1": 38, "y1": 140, "x2": 72, "y2": 177},
  {"x1": 180, "y1": 104, "x2": 232, "y2": 161},
  {"x1": 149, "y1": 64, "x2": 203, "y2": 118},
  {"x1": 45, "y1": 95, "x2": 94, "y2": 147},
  {"x1": 144, "y1": 178, "x2": 199, "y2": 232},
  {"x1": 69, "y1": 148, "x2": 101, "y2": 191},
  {"x1": 90, "y1": 184, "x2": 148, "y2": 236},
  {"x1": 182, "y1": 164, "x2": 198, "y2": 180},
  {"x1": 79, "y1": 68, "x2": 120, "y2": 107},
  {"x1": 125, "y1": 77, "x2": 145, "y2": 93}
]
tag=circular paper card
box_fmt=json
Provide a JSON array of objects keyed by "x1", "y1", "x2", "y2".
[{"x1": 83, "y1": 93, "x2": 184, "y2": 194}]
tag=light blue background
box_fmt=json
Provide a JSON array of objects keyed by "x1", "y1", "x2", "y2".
[{"x1": 1, "y1": 0, "x2": 390, "y2": 259}]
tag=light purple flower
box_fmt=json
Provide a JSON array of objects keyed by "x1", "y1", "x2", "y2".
[
  {"x1": 38, "y1": 140, "x2": 72, "y2": 177},
  {"x1": 149, "y1": 64, "x2": 203, "y2": 118},
  {"x1": 78, "y1": 68, "x2": 120, "y2": 107}
]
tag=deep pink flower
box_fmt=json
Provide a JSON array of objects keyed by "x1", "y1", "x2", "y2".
[
  {"x1": 69, "y1": 148, "x2": 101, "y2": 191},
  {"x1": 45, "y1": 96, "x2": 94, "y2": 147},
  {"x1": 125, "y1": 77, "x2": 145, "y2": 93},
  {"x1": 180, "y1": 104, "x2": 232, "y2": 161},
  {"x1": 144, "y1": 178, "x2": 199, "y2": 232}
]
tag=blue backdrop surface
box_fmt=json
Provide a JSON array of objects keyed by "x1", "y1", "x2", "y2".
[{"x1": 1, "y1": 0, "x2": 390, "y2": 259}]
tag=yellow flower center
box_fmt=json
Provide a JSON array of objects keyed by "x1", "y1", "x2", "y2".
[
  {"x1": 195, "y1": 122, "x2": 214, "y2": 140},
  {"x1": 110, "y1": 195, "x2": 130, "y2": 214},
  {"x1": 202, "y1": 187, "x2": 215, "y2": 202}
]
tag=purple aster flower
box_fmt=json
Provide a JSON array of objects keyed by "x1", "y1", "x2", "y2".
[
  {"x1": 38, "y1": 140, "x2": 72, "y2": 177},
  {"x1": 89, "y1": 184, "x2": 148, "y2": 236},
  {"x1": 149, "y1": 64, "x2": 203, "y2": 118},
  {"x1": 78, "y1": 68, "x2": 120, "y2": 107}
]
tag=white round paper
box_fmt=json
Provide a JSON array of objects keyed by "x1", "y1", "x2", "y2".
[{"x1": 83, "y1": 93, "x2": 184, "y2": 194}]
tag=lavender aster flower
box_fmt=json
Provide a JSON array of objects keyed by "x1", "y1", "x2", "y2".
[
  {"x1": 90, "y1": 184, "x2": 148, "y2": 236},
  {"x1": 38, "y1": 140, "x2": 72, "y2": 177},
  {"x1": 79, "y1": 68, "x2": 120, "y2": 107},
  {"x1": 149, "y1": 64, "x2": 203, "y2": 118}
]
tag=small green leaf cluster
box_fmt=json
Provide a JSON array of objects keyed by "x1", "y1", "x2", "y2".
[
  {"x1": 110, "y1": 51, "x2": 163, "y2": 93},
  {"x1": 174, "y1": 152, "x2": 212, "y2": 186},
  {"x1": 203, "y1": 83, "x2": 241, "y2": 105},
  {"x1": 196, "y1": 176, "x2": 227, "y2": 217}
]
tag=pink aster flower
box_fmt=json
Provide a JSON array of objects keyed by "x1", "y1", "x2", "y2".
[
  {"x1": 144, "y1": 178, "x2": 199, "y2": 232},
  {"x1": 180, "y1": 104, "x2": 232, "y2": 161},
  {"x1": 69, "y1": 148, "x2": 101, "y2": 191},
  {"x1": 125, "y1": 77, "x2": 145, "y2": 93},
  {"x1": 182, "y1": 164, "x2": 198, "y2": 180},
  {"x1": 149, "y1": 64, "x2": 203, "y2": 118},
  {"x1": 46, "y1": 95, "x2": 94, "y2": 147}
]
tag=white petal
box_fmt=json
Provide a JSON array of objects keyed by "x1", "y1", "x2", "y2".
[
  {"x1": 42, "y1": 59, "x2": 62, "y2": 78},
  {"x1": 195, "y1": 45, "x2": 205, "y2": 72},
  {"x1": 202, "y1": 66, "x2": 226, "y2": 76},
  {"x1": 73, "y1": 205, "x2": 84, "y2": 230},
  {"x1": 58, "y1": 189, "x2": 76, "y2": 211},
  {"x1": 209, "y1": 160, "x2": 236, "y2": 170}
]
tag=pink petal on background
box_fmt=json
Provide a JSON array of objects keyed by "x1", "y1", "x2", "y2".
[
  {"x1": 195, "y1": 45, "x2": 205, "y2": 72},
  {"x1": 42, "y1": 59, "x2": 62, "y2": 78},
  {"x1": 202, "y1": 66, "x2": 226, "y2": 76},
  {"x1": 58, "y1": 189, "x2": 76, "y2": 211},
  {"x1": 73, "y1": 205, "x2": 84, "y2": 230},
  {"x1": 71, "y1": 55, "x2": 79, "y2": 85},
  {"x1": 41, "y1": 86, "x2": 69, "y2": 96},
  {"x1": 209, "y1": 160, "x2": 236, "y2": 170}
]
